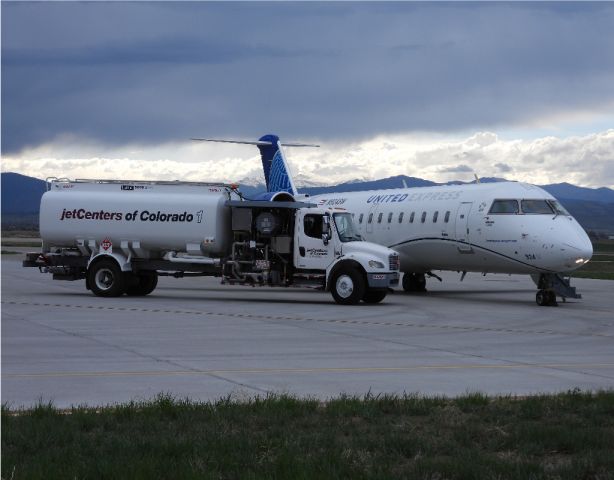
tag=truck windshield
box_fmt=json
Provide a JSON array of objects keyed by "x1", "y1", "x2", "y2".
[{"x1": 333, "y1": 213, "x2": 362, "y2": 242}]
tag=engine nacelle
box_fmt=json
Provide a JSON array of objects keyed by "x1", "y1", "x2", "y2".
[{"x1": 253, "y1": 191, "x2": 295, "y2": 202}]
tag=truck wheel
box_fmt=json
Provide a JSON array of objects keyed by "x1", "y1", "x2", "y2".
[
  {"x1": 331, "y1": 268, "x2": 365, "y2": 305},
  {"x1": 362, "y1": 289, "x2": 387, "y2": 304},
  {"x1": 126, "y1": 272, "x2": 158, "y2": 296},
  {"x1": 88, "y1": 259, "x2": 125, "y2": 297}
]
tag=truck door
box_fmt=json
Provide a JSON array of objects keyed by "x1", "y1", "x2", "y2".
[
  {"x1": 455, "y1": 202, "x2": 474, "y2": 252},
  {"x1": 295, "y1": 212, "x2": 334, "y2": 270}
]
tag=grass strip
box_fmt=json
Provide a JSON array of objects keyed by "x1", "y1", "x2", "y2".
[{"x1": 2, "y1": 390, "x2": 614, "y2": 479}]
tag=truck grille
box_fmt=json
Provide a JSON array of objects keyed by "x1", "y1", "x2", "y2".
[{"x1": 389, "y1": 254, "x2": 400, "y2": 271}]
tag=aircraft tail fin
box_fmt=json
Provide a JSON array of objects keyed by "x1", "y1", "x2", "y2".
[{"x1": 192, "y1": 134, "x2": 318, "y2": 195}]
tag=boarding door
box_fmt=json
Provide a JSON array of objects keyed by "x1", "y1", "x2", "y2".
[
  {"x1": 455, "y1": 202, "x2": 473, "y2": 252},
  {"x1": 295, "y1": 211, "x2": 334, "y2": 270}
]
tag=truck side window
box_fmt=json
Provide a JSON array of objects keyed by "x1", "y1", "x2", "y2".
[
  {"x1": 387, "y1": 212, "x2": 393, "y2": 223},
  {"x1": 489, "y1": 199, "x2": 519, "y2": 214},
  {"x1": 358, "y1": 213, "x2": 364, "y2": 224},
  {"x1": 303, "y1": 214, "x2": 323, "y2": 239},
  {"x1": 409, "y1": 212, "x2": 415, "y2": 223},
  {"x1": 444, "y1": 211, "x2": 450, "y2": 223},
  {"x1": 398, "y1": 212, "x2": 404, "y2": 223},
  {"x1": 421, "y1": 212, "x2": 426, "y2": 223}
]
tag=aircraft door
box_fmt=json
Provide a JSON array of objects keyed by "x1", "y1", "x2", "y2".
[
  {"x1": 366, "y1": 203, "x2": 379, "y2": 236},
  {"x1": 455, "y1": 202, "x2": 473, "y2": 252}
]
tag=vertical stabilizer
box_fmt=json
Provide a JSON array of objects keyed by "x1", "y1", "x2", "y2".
[{"x1": 257, "y1": 134, "x2": 297, "y2": 196}]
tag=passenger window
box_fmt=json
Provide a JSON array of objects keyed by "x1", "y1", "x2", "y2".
[
  {"x1": 398, "y1": 212, "x2": 404, "y2": 223},
  {"x1": 359, "y1": 213, "x2": 364, "y2": 224},
  {"x1": 368, "y1": 213, "x2": 373, "y2": 224},
  {"x1": 387, "y1": 212, "x2": 393, "y2": 223},
  {"x1": 409, "y1": 212, "x2": 415, "y2": 223},
  {"x1": 489, "y1": 199, "x2": 519, "y2": 214},
  {"x1": 377, "y1": 213, "x2": 383, "y2": 224},
  {"x1": 433, "y1": 211, "x2": 438, "y2": 223},
  {"x1": 303, "y1": 214, "x2": 323, "y2": 239},
  {"x1": 444, "y1": 211, "x2": 450, "y2": 223},
  {"x1": 421, "y1": 212, "x2": 426, "y2": 223},
  {"x1": 521, "y1": 199, "x2": 554, "y2": 214}
]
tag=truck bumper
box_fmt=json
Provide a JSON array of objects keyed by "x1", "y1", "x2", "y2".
[{"x1": 366, "y1": 272, "x2": 399, "y2": 289}]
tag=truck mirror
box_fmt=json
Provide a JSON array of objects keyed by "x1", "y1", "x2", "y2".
[{"x1": 322, "y1": 215, "x2": 331, "y2": 245}]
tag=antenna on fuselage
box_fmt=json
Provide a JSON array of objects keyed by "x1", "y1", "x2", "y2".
[{"x1": 474, "y1": 174, "x2": 481, "y2": 184}]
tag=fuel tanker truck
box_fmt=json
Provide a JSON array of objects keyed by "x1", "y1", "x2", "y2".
[{"x1": 23, "y1": 179, "x2": 400, "y2": 305}]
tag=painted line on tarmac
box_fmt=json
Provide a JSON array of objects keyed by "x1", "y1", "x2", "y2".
[
  {"x1": 2, "y1": 300, "x2": 612, "y2": 338},
  {"x1": 4, "y1": 363, "x2": 614, "y2": 379}
]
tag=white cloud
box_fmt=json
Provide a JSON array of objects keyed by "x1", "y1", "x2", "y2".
[{"x1": 2, "y1": 129, "x2": 613, "y2": 188}]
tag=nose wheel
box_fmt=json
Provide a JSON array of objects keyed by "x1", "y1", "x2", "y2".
[{"x1": 536, "y1": 289, "x2": 558, "y2": 307}]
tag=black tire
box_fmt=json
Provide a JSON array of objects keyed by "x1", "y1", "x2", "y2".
[
  {"x1": 126, "y1": 271, "x2": 158, "y2": 296},
  {"x1": 88, "y1": 259, "x2": 125, "y2": 297},
  {"x1": 546, "y1": 290, "x2": 558, "y2": 307},
  {"x1": 331, "y1": 268, "x2": 366, "y2": 305},
  {"x1": 362, "y1": 289, "x2": 387, "y2": 304},
  {"x1": 536, "y1": 289, "x2": 548, "y2": 306},
  {"x1": 402, "y1": 273, "x2": 427, "y2": 292}
]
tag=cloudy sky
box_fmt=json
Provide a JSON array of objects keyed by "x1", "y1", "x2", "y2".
[{"x1": 2, "y1": 2, "x2": 614, "y2": 187}]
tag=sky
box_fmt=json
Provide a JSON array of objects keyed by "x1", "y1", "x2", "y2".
[{"x1": 2, "y1": 2, "x2": 614, "y2": 188}]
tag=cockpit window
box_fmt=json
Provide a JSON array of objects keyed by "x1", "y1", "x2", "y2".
[
  {"x1": 521, "y1": 199, "x2": 554, "y2": 214},
  {"x1": 548, "y1": 200, "x2": 570, "y2": 216},
  {"x1": 489, "y1": 199, "x2": 519, "y2": 214}
]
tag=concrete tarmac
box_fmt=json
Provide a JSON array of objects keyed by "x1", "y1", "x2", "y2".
[{"x1": 2, "y1": 252, "x2": 613, "y2": 408}]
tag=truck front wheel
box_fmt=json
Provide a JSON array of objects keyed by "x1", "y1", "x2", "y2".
[
  {"x1": 88, "y1": 259, "x2": 125, "y2": 297},
  {"x1": 331, "y1": 268, "x2": 365, "y2": 305},
  {"x1": 362, "y1": 289, "x2": 387, "y2": 304},
  {"x1": 126, "y1": 272, "x2": 158, "y2": 296}
]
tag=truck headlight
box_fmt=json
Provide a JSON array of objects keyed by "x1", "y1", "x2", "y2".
[{"x1": 368, "y1": 260, "x2": 385, "y2": 269}]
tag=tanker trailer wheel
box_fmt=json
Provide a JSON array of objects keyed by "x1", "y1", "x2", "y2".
[
  {"x1": 88, "y1": 259, "x2": 126, "y2": 297},
  {"x1": 126, "y1": 271, "x2": 158, "y2": 296},
  {"x1": 362, "y1": 289, "x2": 387, "y2": 304},
  {"x1": 331, "y1": 268, "x2": 365, "y2": 305}
]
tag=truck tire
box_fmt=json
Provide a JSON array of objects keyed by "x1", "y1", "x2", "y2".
[
  {"x1": 126, "y1": 271, "x2": 158, "y2": 296},
  {"x1": 362, "y1": 289, "x2": 387, "y2": 304},
  {"x1": 331, "y1": 268, "x2": 365, "y2": 305},
  {"x1": 88, "y1": 259, "x2": 125, "y2": 297}
]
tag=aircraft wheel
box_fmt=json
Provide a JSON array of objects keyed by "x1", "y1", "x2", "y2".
[
  {"x1": 546, "y1": 290, "x2": 558, "y2": 306},
  {"x1": 536, "y1": 290, "x2": 549, "y2": 306},
  {"x1": 126, "y1": 271, "x2": 158, "y2": 296},
  {"x1": 88, "y1": 259, "x2": 125, "y2": 297},
  {"x1": 331, "y1": 268, "x2": 365, "y2": 305},
  {"x1": 402, "y1": 273, "x2": 427, "y2": 293},
  {"x1": 362, "y1": 289, "x2": 387, "y2": 304}
]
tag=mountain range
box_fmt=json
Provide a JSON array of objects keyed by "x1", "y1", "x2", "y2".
[{"x1": 2, "y1": 172, "x2": 613, "y2": 235}]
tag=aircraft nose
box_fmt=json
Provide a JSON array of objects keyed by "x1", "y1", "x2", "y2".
[{"x1": 560, "y1": 224, "x2": 593, "y2": 269}]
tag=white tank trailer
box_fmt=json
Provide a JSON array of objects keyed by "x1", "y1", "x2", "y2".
[{"x1": 25, "y1": 179, "x2": 400, "y2": 305}]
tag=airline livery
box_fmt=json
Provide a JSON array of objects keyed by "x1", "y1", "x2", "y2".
[{"x1": 195, "y1": 134, "x2": 593, "y2": 306}]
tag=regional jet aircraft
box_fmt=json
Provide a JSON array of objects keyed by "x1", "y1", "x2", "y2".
[{"x1": 194, "y1": 134, "x2": 593, "y2": 306}]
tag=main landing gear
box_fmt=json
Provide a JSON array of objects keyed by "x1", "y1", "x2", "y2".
[{"x1": 402, "y1": 273, "x2": 427, "y2": 292}]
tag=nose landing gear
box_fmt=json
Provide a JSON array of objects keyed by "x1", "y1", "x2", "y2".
[{"x1": 536, "y1": 289, "x2": 557, "y2": 306}]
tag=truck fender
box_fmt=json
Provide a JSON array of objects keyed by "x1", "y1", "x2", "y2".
[
  {"x1": 87, "y1": 252, "x2": 132, "y2": 273},
  {"x1": 325, "y1": 259, "x2": 365, "y2": 292}
]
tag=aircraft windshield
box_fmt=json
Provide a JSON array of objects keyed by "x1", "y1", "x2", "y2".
[
  {"x1": 333, "y1": 213, "x2": 362, "y2": 242},
  {"x1": 547, "y1": 199, "x2": 570, "y2": 216},
  {"x1": 521, "y1": 199, "x2": 554, "y2": 214}
]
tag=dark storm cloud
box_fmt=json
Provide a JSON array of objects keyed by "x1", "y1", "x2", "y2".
[
  {"x1": 3, "y1": 2, "x2": 614, "y2": 153},
  {"x1": 439, "y1": 164, "x2": 473, "y2": 173}
]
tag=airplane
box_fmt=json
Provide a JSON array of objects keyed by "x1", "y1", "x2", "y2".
[{"x1": 193, "y1": 134, "x2": 594, "y2": 306}]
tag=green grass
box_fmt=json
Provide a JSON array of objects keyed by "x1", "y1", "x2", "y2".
[
  {"x1": 3, "y1": 390, "x2": 614, "y2": 479},
  {"x1": 0, "y1": 240, "x2": 41, "y2": 247},
  {"x1": 571, "y1": 240, "x2": 614, "y2": 280},
  {"x1": 0, "y1": 250, "x2": 21, "y2": 255}
]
